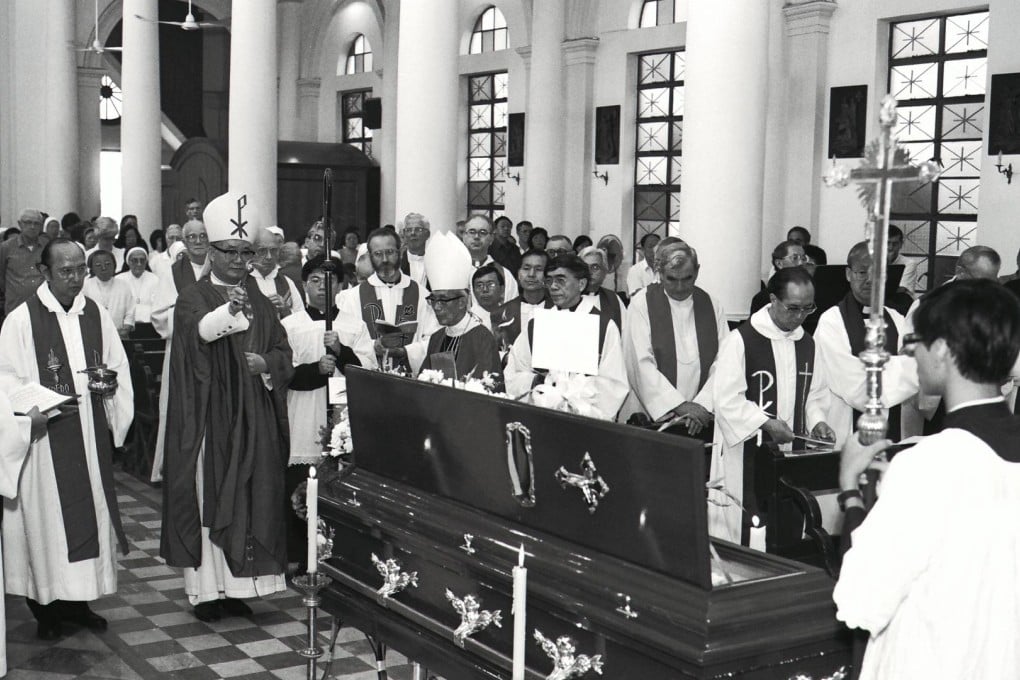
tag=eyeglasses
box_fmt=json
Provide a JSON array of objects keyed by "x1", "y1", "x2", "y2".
[
  {"x1": 211, "y1": 244, "x2": 256, "y2": 260},
  {"x1": 403, "y1": 227, "x2": 428, "y2": 235},
  {"x1": 773, "y1": 298, "x2": 816, "y2": 315},
  {"x1": 587, "y1": 263, "x2": 604, "y2": 272},
  {"x1": 901, "y1": 332, "x2": 922, "y2": 357},
  {"x1": 781, "y1": 253, "x2": 809, "y2": 264},
  {"x1": 370, "y1": 249, "x2": 399, "y2": 259},
  {"x1": 426, "y1": 295, "x2": 466, "y2": 307},
  {"x1": 473, "y1": 281, "x2": 502, "y2": 292},
  {"x1": 544, "y1": 275, "x2": 577, "y2": 289},
  {"x1": 255, "y1": 247, "x2": 279, "y2": 258},
  {"x1": 184, "y1": 233, "x2": 208, "y2": 243},
  {"x1": 306, "y1": 233, "x2": 325, "y2": 243},
  {"x1": 465, "y1": 229, "x2": 491, "y2": 239},
  {"x1": 545, "y1": 248, "x2": 570, "y2": 258}
]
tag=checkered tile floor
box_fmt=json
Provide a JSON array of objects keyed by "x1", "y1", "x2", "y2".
[{"x1": 3, "y1": 471, "x2": 417, "y2": 679}]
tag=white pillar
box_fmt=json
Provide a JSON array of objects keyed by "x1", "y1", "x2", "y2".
[
  {"x1": 522, "y1": 0, "x2": 566, "y2": 230},
  {"x1": 44, "y1": 0, "x2": 80, "y2": 217},
  {"x1": 378, "y1": 0, "x2": 401, "y2": 226},
  {"x1": 394, "y1": 0, "x2": 458, "y2": 230},
  {"x1": 77, "y1": 66, "x2": 105, "y2": 221},
  {"x1": 229, "y1": 0, "x2": 279, "y2": 225},
  {"x1": 296, "y1": 78, "x2": 321, "y2": 142},
  {"x1": 121, "y1": 0, "x2": 163, "y2": 234},
  {"x1": 678, "y1": 0, "x2": 769, "y2": 314},
  {"x1": 780, "y1": 0, "x2": 837, "y2": 233},
  {"x1": 277, "y1": 0, "x2": 302, "y2": 140},
  {"x1": 560, "y1": 38, "x2": 598, "y2": 237}
]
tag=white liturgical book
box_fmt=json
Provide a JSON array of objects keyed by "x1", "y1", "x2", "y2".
[
  {"x1": 8, "y1": 382, "x2": 75, "y2": 415},
  {"x1": 531, "y1": 308, "x2": 599, "y2": 376}
]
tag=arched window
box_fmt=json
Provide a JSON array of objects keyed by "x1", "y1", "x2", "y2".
[
  {"x1": 345, "y1": 34, "x2": 373, "y2": 75},
  {"x1": 638, "y1": 0, "x2": 679, "y2": 28},
  {"x1": 99, "y1": 75, "x2": 122, "y2": 124},
  {"x1": 469, "y1": 6, "x2": 508, "y2": 54}
]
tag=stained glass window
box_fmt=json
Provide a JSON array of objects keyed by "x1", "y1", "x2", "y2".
[
  {"x1": 341, "y1": 90, "x2": 373, "y2": 157},
  {"x1": 638, "y1": 0, "x2": 679, "y2": 28},
  {"x1": 634, "y1": 50, "x2": 684, "y2": 248},
  {"x1": 99, "y1": 75, "x2": 122, "y2": 124},
  {"x1": 888, "y1": 10, "x2": 987, "y2": 293},
  {"x1": 469, "y1": 7, "x2": 508, "y2": 54},
  {"x1": 345, "y1": 34, "x2": 373, "y2": 75},
  {"x1": 467, "y1": 72, "x2": 508, "y2": 221}
]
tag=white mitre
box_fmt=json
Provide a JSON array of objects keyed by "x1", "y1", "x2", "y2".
[
  {"x1": 424, "y1": 229, "x2": 473, "y2": 291},
  {"x1": 203, "y1": 192, "x2": 262, "y2": 243}
]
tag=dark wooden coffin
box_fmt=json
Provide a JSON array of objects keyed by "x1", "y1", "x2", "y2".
[{"x1": 317, "y1": 369, "x2": 851, "y2": 678}]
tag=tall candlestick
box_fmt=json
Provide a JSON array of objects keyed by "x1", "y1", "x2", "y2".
[
  {"x1": 306, "y1": 466, "x2": 318, "y2": 574},
  {"x1": 511, "y1": 544, "x2": 527, "y2": 680}
]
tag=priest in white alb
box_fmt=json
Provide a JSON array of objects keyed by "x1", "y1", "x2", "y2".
[
  {"x1": 815, "y1": 242, "x2": 918, "y2": 447},
  {"x1": 709, "y1": 267, "x2": 833, "y2": 544},
  {"x1": 0, "y1": 238, "x2": 134, "y2": 640}
]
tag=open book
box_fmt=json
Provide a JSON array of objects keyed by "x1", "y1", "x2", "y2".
[{"x1": 8, "y1": 382, "x2": 76, "y2": 416}]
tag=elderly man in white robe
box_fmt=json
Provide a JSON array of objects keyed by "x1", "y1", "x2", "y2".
[
  {"x1": 623, "y1": 242, "x2": 727, "y2": 435},
  {"x1": 461, "y1": 214, "x2": 519, "y2": 307},
  {"x1": 708, "y1": 267, "x2": 833, "y2": 545},
  {"x1": 815, "y1": 242, "x2": 918, "y2": 447},
  {"x1": 0, "y1": 388, "x2": 46, "y2": 665},
  {"x1": 505, "y1": 253, "x2": 629, "y2": 420},
  {"x1": 0, "y1": 238, "x2": 134, "y2": 640},
  {"x1": 335, "y1": 227, "x2": 439, "y2": 374},
  {"x1": 251, "y1": 228, "x2": 304, "y2": 319}
]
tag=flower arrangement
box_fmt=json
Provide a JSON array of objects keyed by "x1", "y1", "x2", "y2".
[
  {"x1": 416, "y1": 369, "x2": 506, "y2": 396},
  {"x1": 528, "y1": 371, "x2": 605, "y2": 420}
]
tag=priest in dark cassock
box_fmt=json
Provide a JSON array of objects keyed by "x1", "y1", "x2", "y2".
[
  {"x1": 419, "y1": 228, "x2": 503, "y2": 383},
  {"x1": 815, "y1": 241, "x2": 918, "y2": 447},
  {"x1": 708, "y1": 266, "x2": 833, "y2": 544},
  {"x1": 160, "y1": 192, "x2": 294, "y2": 623},
  {"x1": 398, "y1": 212, "x2": 429, "y2": 287},
  {"x1": 834, "y1": 279, "x2": 1020, "y2": 679},
  {"x1": 579, "y1": 245, "x2": 625, "y2": 332},
  {"x1": 281, "y1": 254, "x2": 373, "y2": 567},
  {"x1": 622, "y1": 241, "x2": 727, "y2": 435},
  {"x1": 0, "y1": 238, "x2": 134, "y2": 640}
]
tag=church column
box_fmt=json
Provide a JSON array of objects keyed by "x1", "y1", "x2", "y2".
[
  {"x1": 393, "y1": 0, "x2": 458, "y2": 230},
  {"x1": 277, "y1": 0, "x2": 302, "y2": 140},
  {"x1": 560, "y1": 38, "x2": 598, "y2": 237},
  {"x1": 77, "y1": 66, "x2": 105, "y2": 221},
  {"x1": 780, "y1": 0, "x2": 838, "y2": 233},
  {"x1": 44, "y1": 0, "x2": 80, "y2": 217},
  {"x1": 521, "y1": 0, "x2": 566, "y2": 229},
  {"x1": 377, "y1": 0, "x2": 401, "y2": 226},
  {"x1": 229, "y1": 0, "x2": 279, "y2": 224},
  {"x1": 678, "y1": 0, "x2": 770, "y2": 314},
  {"x1": 121, "y1": 0, "x2": 162, "y2": 234},
  {"x1": 297, "y1": 77, "x2": 321, "y2": 142}
]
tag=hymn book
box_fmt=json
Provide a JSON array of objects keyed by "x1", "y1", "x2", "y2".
[{"x1": 8, "y1": 382, "x2": 76, "y2": 416}]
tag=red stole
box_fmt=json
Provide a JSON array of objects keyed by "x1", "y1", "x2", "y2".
[
  {"x1": 645, "y1": 284, "x2": 718, "y2": 391},
  {"x1": 25, "y1": 293, "x2": 128, "y2": 562},
  {"x1": 171, "y1": 256, "x2": 197, "y2": 293}
]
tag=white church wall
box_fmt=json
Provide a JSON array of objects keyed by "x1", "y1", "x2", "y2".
[{"x1": 816, "y1": 0, "x2": 1020, "y2": 275}]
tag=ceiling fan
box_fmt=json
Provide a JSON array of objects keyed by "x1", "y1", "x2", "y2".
[
  {"x1": 71, "y1": 0, "x2": 122, "y2": 53},
  {"x1": 135, "y1": 0, "x2": 229, "y2": 31}
]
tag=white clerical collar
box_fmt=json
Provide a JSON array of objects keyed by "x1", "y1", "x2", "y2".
[
  {"x1": 209, "y1": 272, "x2": 239, "y2": 287},
  {"x1": 753, "y1": 305, "x2": 804, "y2": 341},
  {"x1": 39, "y1": 282, "x2": 85, "y2": 316},
  {"x1": 368, "y1": 272, "x2": 410, "y2": 290},
  {"x1": 947, "y1": 396, "x2": 1007, "y2": 413},
  {"x1": 472, "y1": 255, "x2": 495, "y2": 268},
  {"x1": 445, "y1": 310, "x2": 481, "y2": 338},
  {"x1": 252, "y1": 266, "x2": 278, "y2": 281},
  {"x1": 407, "y1": 251, "x2": 424, "y2": 261}
]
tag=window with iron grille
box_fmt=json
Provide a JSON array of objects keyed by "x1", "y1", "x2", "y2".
[
  {"x1": 634, "y1": 50, "x2": 684, "y2": 253},
  {"x1": 467, "y1": 72, "x2": 508, "y2": 221},
  {"x1": 887, "y1": 11, "x2": 988, "y2": 292},
  {"x1": 341, "y1": 89, "x2": 373, "y2": 157}
]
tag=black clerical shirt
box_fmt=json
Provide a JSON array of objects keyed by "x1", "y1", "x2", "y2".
[{"x1": 289, "y1": 306, "x2": 361, "y2": 390}]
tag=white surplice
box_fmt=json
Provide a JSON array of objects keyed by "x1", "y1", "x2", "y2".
[
  {"x1": 504, "y1": 296, "x2": 629, "y2": 420},
  {"x1": 622, "y1": 288, "x2": 729, "y2": 420},
  {"x1": 251, "y1": 266, "x2": 305, "y2": 317},
  {"x1": 117, "y1": 270, "x2": 160, "y2": 324},
  {"x1": 708, "y1": 306, "x2": 829, "y2": 543},
  {"x1": 626, "y1": 259, "x2": 656, "y2": 296},
  {"x1": 834, "y1": 428, "x2": 1020, "y2": 679},
  {"x1": 83, "y1": 276, "x2": 135, "y2": 331},
  {"x1": 0, "y1": 284, "x2": 133, "y2": 604},
  {"x1": 406, "y1": 251, "x2": 427, "y2": 287},
  {"x1": 281, "y1": 309, "x2": 375, "y2": 465},
  {"x1": 335, "y1": 273, "x2": 440, "y2": 374},
  {"x1": 814, "y1": 305, "x2": 919, "y2": 447},
  {"x1": 0, "y1": 388, "x2": 35, "y2": 676},
  {"x1": 183, "y1": 276, "x2": 286, "y2": 605}
]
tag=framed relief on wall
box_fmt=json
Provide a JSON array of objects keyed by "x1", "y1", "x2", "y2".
[{"x1": 828, "y1": 85, "x2": 868, "y2": 158}]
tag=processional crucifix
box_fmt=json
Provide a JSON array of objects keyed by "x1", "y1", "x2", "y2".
[{"x1": 824, "y1": 94, "x2": 942, "y2": 444}]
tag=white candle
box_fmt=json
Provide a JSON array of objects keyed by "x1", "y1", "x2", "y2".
[
  {"x1": 306, "y1": 466, "x2": 318, "y2": 574},
  {"x1": 749, "y1": 514, "x2": 766, "y2": 553},
  {"x1": 511, "y1": 544, "x2": 527, "y2": 680}
]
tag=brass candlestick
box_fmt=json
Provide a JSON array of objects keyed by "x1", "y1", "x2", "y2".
[{"x1": 292, "y1": 572, "x2": 332, "y2": 680}]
